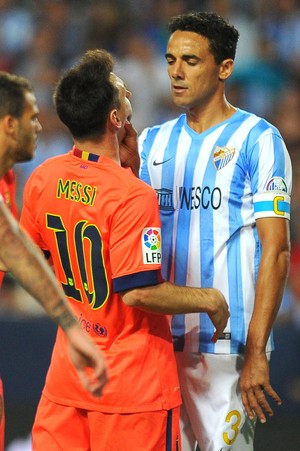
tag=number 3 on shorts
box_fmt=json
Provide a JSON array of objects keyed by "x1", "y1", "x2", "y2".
[{"x1": 222, "y1": 410, "x2": 242, "y2": 445}]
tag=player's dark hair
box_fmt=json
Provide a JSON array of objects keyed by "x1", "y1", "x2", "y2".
[
  {"x1": 54, "y1": 49, "x2": 121, "y2": 140},
  {"x1": 0, "y1": 72, "x2": 33, "y2": 119},
  {"x1": 168, "y1": 11, "x2": 239, "y2": 64}
]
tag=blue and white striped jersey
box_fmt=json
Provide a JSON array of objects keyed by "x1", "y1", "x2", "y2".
[{"x1": 139, "y1": 109, "x2": 292, "y2": 354}]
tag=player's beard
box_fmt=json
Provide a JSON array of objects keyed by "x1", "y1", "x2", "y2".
[{"x1": 15, "y1": 127, "x2": 36, "y2": 163}]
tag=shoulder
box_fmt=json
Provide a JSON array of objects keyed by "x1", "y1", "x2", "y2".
[
  {"x1": 0, "y1": 170, "x2": 15, "y2": 193},
  {"x1": 236, "y1": 108, "x2": 283, "y2": 138},
  {"x1": 103, "y1": 159, "x2": 156, "y2": 198},
  {"x1": 2, "y1": 169, "x2": 16, "y2": 185},
  {"x1": 24, "y1": 154, "x2": 67, "y2": 195},
  {"x1": 139, "y1": 115, "x2": 185, "y2": 146},
  {"x1": 105, "y1": 165, "x2": 158, "y2": 221},
  {"x1": 32, "y1": 153, "x2": 68, "y2": 176},
  {"x1": 122, "y1": 166, "x2": 157, "y2": 197}
]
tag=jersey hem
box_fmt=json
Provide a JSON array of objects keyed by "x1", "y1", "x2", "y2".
[{"x1": 43, "y1": 390, "x2": 182, "y2": 413}]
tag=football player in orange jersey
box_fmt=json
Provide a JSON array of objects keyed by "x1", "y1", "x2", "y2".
[
  {"x1": 20, "y1": 49, "x2": 229, "y2": 451},
  {"x1": 0, "y1": 71, "x2": 108, "y2": 450}
]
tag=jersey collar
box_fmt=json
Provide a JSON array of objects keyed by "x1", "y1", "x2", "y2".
[{"x1": 72, "y1": 146, "x2": 100, "y2": 162}]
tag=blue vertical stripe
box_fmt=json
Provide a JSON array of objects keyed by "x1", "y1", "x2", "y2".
[
  {"x1": 227, "y1": 150, "x2": 247, "y2": 352},
  {"x1": 161, "y1": 117, "x2": 184, "y2": 282},
  {"x1": 159, "y1": 117, "x2": 187, "y2": 351},
  {"x1": 166, "y1": 409, "x2": 172, "y2": 451},
  {"x1": 174, "y1": 139, "x2": 197, "y2": 284},
  {"x1": 140, "y1": 127, "x2": 160, "y2": 186},
  {"x1": 271, "y1": 133, "x2": 287, "y2": 176}
]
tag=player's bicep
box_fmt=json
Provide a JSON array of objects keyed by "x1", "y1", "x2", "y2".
[
  {"x1": 256, "y1": 216, "x2": 290, "y2": 251},
  {"x1": 110, "y1": 184, "x2": 161, "y2": 283}
]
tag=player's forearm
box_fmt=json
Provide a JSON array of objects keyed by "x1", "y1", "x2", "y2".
[
  {"x1": 121, "y1": 281, "x2": 224, "y2": 315},
  {"x1": 0, "y1": 204, "x2": 76, "y2": 331},
  {"x1": 246, "y1": 246, "x2": 290, "y2": 354}
]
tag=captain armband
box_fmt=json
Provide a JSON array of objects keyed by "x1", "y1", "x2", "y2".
[{"x1": 253, "y1": 191, "x2": 291, "y2": 220}]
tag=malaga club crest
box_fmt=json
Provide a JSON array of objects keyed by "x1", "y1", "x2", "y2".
[
  {"x1": 142, "y1": 227, "x2": 162, "y2": 264},
  {"x1": 212, "y1": 146, "x2": 236, "y2": 170}
]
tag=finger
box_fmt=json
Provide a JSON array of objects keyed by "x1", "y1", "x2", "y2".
[
  {"x1": 263, "y1": 384, "x2": 282, "y2": 406},
  {"x1": 247, "y1": 388, "x2": 266, "y2": 423},
  {"x1": 76, "y1": 368, "x2": 94, "y2": 395},
  {"x1": 89, "y1": 360, "x2": 108, "y2": 393},
  {"x1": 78, "y1": 367, "x2": 107, "y2": 398},
  {"x1": 241, "y1": 388, "x2": 255, "y2": 421},
  {"x1": 253, "y1": 386, "x2": 273, "y2": 419},
  {"x1": 210, "y1": 323, "x2": 225, "y2": 342},
  {"x1": 124, "y1": 120, "x2": 137, "y2": 137},
  {"x1": 241, "y1": 386, "x2": 267, "y2": 423},
  {"x1": 211, "y1": 330, "x2": 219, "y2": 343}
]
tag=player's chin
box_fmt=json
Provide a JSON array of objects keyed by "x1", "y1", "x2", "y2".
[
  {"x1": 24, "y1": 148, "x2": 36, "y2": 162},
  {"x1": 172, "y1": 95, "x2": 188, "y2": 108},
  {"x1": 16, "y1": 151, "x2": 34, "y2": 163}
]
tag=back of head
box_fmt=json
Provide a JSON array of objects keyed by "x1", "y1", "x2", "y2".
[
  {"x1": 54, "y1": 49, "x2": 120, "y2": 140},
  {"x1": 0, "y1": 72, "x2": 33, "y2": 120},
  {"x1": 168, "y1": 11, "x2": 239, "y2": 64}
]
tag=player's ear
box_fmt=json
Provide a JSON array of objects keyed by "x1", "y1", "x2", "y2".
[
  {"x1": 2, "y1": 115, "x2": 18, "y2": 139},
  {"x1": 219, "y1": 58, "x2": 234, "y2": 81},
  {"x1": 110, "y1": 109, "x2": 122, "y2": 130}
]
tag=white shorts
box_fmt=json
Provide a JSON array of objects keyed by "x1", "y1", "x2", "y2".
[{"x1": 175, "y1": 352, "x2": 260, "y2": 451}]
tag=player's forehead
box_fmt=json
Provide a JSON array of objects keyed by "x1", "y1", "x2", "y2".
[
  {"x1": 167, "y1": 30, "x2": 210, "y2": 57},
  {"x1": 23, "y1": 91, "x2": 39, "y2": 117}
]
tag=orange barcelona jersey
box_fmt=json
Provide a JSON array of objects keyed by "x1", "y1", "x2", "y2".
[{"x1": 20, "y1": 147, "x2": 181, "y2": 413}]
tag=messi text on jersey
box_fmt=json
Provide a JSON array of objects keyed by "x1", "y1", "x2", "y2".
[{"x1": 56, "y1": 178, "x2": 97, "y2": 206}]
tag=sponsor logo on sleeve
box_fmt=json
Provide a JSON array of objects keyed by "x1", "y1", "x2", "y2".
[
  {"x1": 142, "y1": 227, "x2": 162, "y2": 264},
  {"x1": 265, "y1": 176, "x2": 288, "y2": 192}
]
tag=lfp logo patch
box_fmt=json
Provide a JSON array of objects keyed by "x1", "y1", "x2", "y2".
[{"x1": 142, "y1": 227, "x2": 162, "y2": 264}]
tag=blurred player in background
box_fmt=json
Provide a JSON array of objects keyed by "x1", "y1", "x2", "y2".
[{"x1": 0, "y1": 168, "x2": 17, "y2": 451}]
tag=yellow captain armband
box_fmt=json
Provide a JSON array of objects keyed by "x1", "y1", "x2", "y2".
[{"x1": 253, "y1": 191, "x2": 291, "y2": 220}]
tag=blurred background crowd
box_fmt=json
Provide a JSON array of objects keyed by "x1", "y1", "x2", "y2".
[{"x1": 0, "y1": 0, "x2": 300, "y2": 449}]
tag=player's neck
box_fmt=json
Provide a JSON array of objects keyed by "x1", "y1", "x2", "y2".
[
  {"x1": 186, "y1": 98, "x2": 236, "y2": 134},
  {"x1": 0, "y1": 141, "x2": 14, "y2": 178},
  {"x1": 73, "y1": 135, "x2": 120, "y2": 165}
]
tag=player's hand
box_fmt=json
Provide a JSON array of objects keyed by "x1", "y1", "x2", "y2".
[
  {"x1": 208, "y1": 289, "x2": 230, "y2": 342},
  {"x1": 67, "y1": 325, "x2": 108, "y2": 397},
  {"x1": 119, "y1": 120, "x2": 140, "y2": 177},
  {"x1": 240, "y1": 350, "x2": 282, "y2": 423}
]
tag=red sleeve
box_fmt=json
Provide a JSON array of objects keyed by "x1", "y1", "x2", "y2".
[{"x1": 0, "y1": 170, "x2": 18, "y2": 218}]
